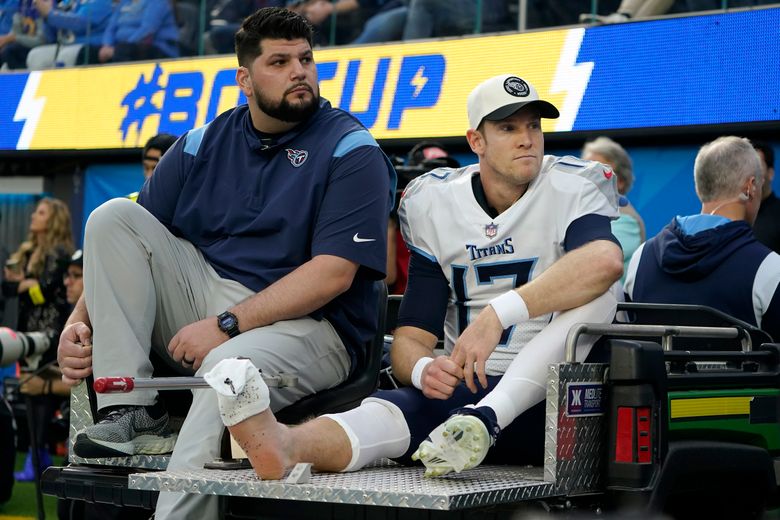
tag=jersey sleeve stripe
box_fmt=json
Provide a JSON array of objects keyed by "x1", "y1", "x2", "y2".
[
  {"x1": 183, "y1": 121, "x2": 211, "y2": 156},
  {"x1": 333, "y1": 130, "x2": 378, "y2": 158},
  {"x1": 406, "y1": 243, "x2": 438, "y2": 264},
  {"x1": 564, "y1": 214, "x2": 620, "y2": 251}
]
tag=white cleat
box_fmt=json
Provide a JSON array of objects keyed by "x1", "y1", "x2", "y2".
[{"x1": 411, "y1": 415, "x2": 491, "y2": 477}]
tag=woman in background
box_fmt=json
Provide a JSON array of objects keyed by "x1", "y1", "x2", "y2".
[
  {"x1": 2, "y1": 197, "x2": 73, "y2": 482},
  {"x1": 582, "y1": 137, "x2": 646, "y2": 281}
]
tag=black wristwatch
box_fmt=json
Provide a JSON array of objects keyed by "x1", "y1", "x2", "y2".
[{"x1": 217, "y1": 311, "x2": 241, "y2": 338}]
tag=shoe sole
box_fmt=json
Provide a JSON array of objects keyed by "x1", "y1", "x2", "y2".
[
  {"x1": 74, "y1": 432, "x2": 177, "y2": 458},
  {"x1": 412, "y1": 415, "x2": 490, "y2": 477}
]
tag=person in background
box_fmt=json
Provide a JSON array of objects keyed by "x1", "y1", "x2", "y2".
[
  {"x1": 18, "y1": 250, "x2": 83, "y2": 399},
  {"x1": 295, "y1": 0, "x2": 385, "y2": 45},
  {"x1": 203, "y1": 0, "x2": 276, "y2": 55},
  {"x1": 350, "y1": 0, "x2": 406, "y2": 45},
  {"x1": 0, "y1": 210, "x2": 9, "y2": 326},
  {"x1": 141, "y1": 133, "x2": 178, "y2": 179},
  {"x1": 0, "y1": 0, "x2": 16, "y2": 35},
  {"x1": 3, "y1": 198, "x2": 74, "y2": 361},
  {"x1": 580, "y1": 0, "x2": 673, "y2": 23},
  {"x1": 386, "y1": 142, "x2": 460, "y2": 295},
  {"x1": 2, "y1": 197, "x2": 73, "y2": 482},
  {"x1": 625, "y1": 136, "x2": 780, "y2": 341},
  {"x1": 26, "y1": 0, "x2": 113, "y2": 69},
  {"x1": 0, "y1": 0, "x2": 47, "y2": 70},
  {"x1": 752, "y1": 141, "x2": 780, "y2": 253},
  {"x1": 98, "y1": 0, "x2": 179, "y2": 63},
  {"x1": 128, "y1": 133, "x2": 178, "y2": 202},
  {"x1": 582, "y1": 136, "x2": 645, "y2": 281},
  {"x1": 401, "y1": 0, "x2": 511, "y2": 40}
]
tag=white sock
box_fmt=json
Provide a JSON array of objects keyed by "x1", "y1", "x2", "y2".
[
  {"x1": 477, "y1": 290, "x2": 617, "y2": 429},
  {"x1": 204, "y1": 358, "x2": 270, "y2": 427},
  {"x1": 324, "y1": 398, "x2": 410, "y2": 472}
]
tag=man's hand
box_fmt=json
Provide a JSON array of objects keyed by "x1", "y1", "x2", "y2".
[
  {"x1": 58, "y1": 322, "x2": 93, "y2": 386},
  {"x1": 0, "y1": 34, "x2": 14, "y2": 50},
  {"x1": 98, "y1": 45, "x2": 114, "y2": 63},
  {"x1": 167, "y1": 317, "x2": 228, "y2": 371},
  {"x1": 450, "y1": 306, "x2": 503, "y2": 393},
  {"x1": 419, "y1": 355, "x2": 463, "y2": 400},
  {"x1": 33, "y1": 0, "x2": 53, "y2": 17},
  {"x1": 303, "y1": 0, "x2": 333, "y2": 25},
  {"x1": 3, "y1": 266, "x2": 23, "y2": 282},
  {"x1": 20, "y1": 375, "x2": 48, "y2": 395}
]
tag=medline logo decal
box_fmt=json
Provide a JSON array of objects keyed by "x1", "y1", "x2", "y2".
[
  {"x1": 566, "y1": 382, "x2": 604, "y2": 417},
  {"x1": 286, "y1": 148, "x2": 308, "y2": 167}
]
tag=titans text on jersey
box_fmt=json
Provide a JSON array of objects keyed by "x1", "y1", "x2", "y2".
[{"x1": 466, "y1": 238, "x2": 515, "y2": 261}]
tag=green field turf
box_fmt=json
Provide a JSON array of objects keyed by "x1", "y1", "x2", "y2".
[{"x1": 0, "y1": 451, "x2": 62, "y2": 519}]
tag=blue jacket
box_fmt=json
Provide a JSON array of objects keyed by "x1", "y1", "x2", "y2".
[
  {"x1": 44, "y1": 0, "x2": 113, "y2": 46},
  {"x1": 625, "y1": 214, "x2": 780, "y2": 341},
  {"x1": 102, "y1": 0, "x2": 179, "y2": 57},
  {"x1": 0, "y1": 0, "x2": 16, "y2": 34}
]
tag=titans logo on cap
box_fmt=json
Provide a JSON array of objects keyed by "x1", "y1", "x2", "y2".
[{"x1": 503, "y1": 77, "x2": 530, "y2": 97}]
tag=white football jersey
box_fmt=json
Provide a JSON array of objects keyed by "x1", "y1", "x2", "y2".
[{"x1": 399, "y1": 155, "x2": 620, "y2": 375}]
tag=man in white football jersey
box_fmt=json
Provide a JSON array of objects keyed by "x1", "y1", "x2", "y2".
[{"x1": 203, "y1": 74, "x2": 624, "y2": 479}]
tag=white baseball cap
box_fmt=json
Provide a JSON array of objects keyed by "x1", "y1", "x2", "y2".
[{"x1": 467, "y1": 74, "x2": 559, "y2": 129}]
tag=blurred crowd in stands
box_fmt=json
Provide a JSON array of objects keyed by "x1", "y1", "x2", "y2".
[{"x1": 0, "y1": 0, "x2": 778, "y2": 70}]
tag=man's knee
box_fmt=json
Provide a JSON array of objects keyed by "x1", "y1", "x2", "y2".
[{"x1": 85, "y1": 198, "x2": 145, "y2": 241}]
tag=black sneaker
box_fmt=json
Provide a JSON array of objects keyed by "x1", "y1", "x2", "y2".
[{"x1": 74, "y1": 405, "x2": 177, "y2": 458}]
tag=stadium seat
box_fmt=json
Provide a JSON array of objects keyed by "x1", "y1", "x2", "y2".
[{"x1": 26, "y1": 43, "x2": 85, "y2": 70}]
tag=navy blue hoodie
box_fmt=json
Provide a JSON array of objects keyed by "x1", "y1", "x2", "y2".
[{"x1": 625, "y1": 214, "x2": 780, "y2": 341}]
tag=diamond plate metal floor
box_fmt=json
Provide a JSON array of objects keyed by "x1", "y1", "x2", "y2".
[{"x1": 129, "y1": 460, "x2": 556, "y2": 510}]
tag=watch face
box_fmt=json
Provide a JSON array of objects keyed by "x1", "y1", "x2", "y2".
[
  {"x1": 220, "y1": 314, "x2": 236, "y2": 329},
  {"x1": 218, "y1": 312, "x2": 239, "y2": 337}
]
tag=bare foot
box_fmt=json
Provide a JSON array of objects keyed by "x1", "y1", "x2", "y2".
[{"x1": 229, "y1": 407, "x2": 294, "y2": 480}]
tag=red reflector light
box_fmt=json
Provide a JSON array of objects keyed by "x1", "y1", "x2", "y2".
[
  {"x1": 615, "y1": 406, "x2": 652, "y2": 463},
  {"x1": 615, "y1": 407, "x2": 634, "y2": 462}
]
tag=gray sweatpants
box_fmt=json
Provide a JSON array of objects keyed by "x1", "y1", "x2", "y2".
[{"x1": 83, "y1": 198, "x2": 351, "y2": 519}]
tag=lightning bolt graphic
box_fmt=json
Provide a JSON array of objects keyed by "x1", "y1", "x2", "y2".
[
  {"x1": 550, "y1": 28, "x2": 593, "y2": 132},
  {"x1": 13, "y1": 72, "x2": 45, "y2": 150},
  {"x1": 410, "y1": 67, "x2": 428, "y2": 98}
]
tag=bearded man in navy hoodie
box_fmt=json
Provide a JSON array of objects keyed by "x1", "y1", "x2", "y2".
[{"x1": 625, "y1": 136, "x2": 780, "y2": 341}]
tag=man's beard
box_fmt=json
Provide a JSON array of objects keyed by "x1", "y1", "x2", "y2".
[{"x1": 254, "y1": 83, "x2": 319, "y2": 123}]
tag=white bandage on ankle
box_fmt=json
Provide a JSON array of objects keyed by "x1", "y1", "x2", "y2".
[
  {"x1": 411, "y1": 357, "x2": 434, "y2": 390},
  {"x1": 204, "y1": 358, "x2": 270, "y2": 427},
  {"x1": 489, "y1": 290, "x2": 530, "y2": 329}
]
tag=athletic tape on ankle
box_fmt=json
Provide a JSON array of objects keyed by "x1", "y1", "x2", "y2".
[
  {"x1": 204, "y1": 358, "x2": 270, "y2": 427},
  {"x1": 489, "y1": 290, "x2": 530, "y2": 329},
  {"x1": 411, "y1": 357, "x2": 434, "y2": 390}
]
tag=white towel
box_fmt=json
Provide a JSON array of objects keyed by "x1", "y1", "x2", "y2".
[{"x1": 204, "y1": 358, "x2": 270, "y2": 426}]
